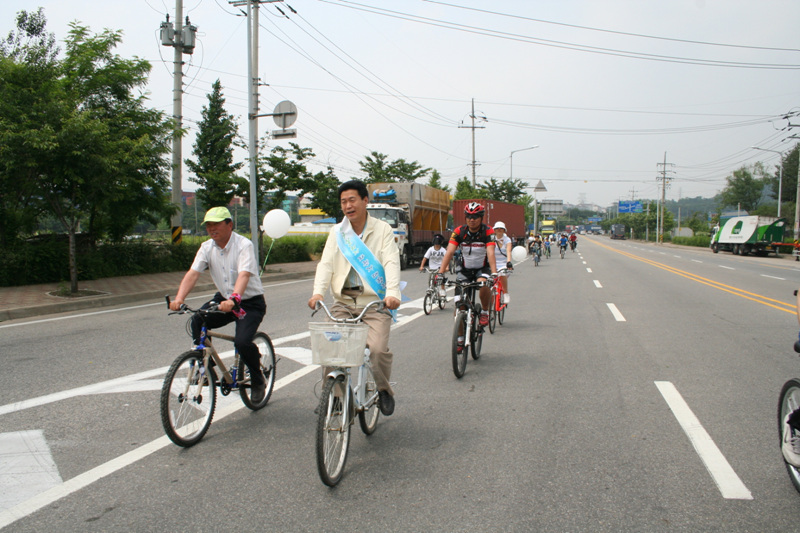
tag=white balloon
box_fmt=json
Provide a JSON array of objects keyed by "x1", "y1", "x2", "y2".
[
  {"x1": 261, "y1": 209, "x2": 291, "y2": 239},
  {"x1": 511, "y1": 245, "x2": 527, "y2": 263}
]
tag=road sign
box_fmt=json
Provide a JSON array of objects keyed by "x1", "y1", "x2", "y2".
[{"x1": 619, "y1": 201, "x2": 643, "y2": 213}]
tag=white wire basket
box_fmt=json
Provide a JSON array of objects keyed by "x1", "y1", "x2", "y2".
[{"x1": 309, "y1": 322, "x2": 368, "y2": 367}]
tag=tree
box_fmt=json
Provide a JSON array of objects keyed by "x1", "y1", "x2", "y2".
[
  {"x1": 186, "y1": 79, "x2": 243, "y2": 209},
  {"x1": 427, "y1": 169, "x2": 450, "y2": 193},
  {"x1": 253, "y1": 143, "x2": 315, "y2": 212},
  {"x1": 0, "y1": 8, "x2": 59, "y2": 245},
  {"x1": 481, "y1": 178, "x2": 526, "y2": 203},
  {"x1": 304, "y1": 167, "x2": 341, "y2": 220},
  {"x1": 685, "y1": 211, "x2": 709, "y2": 234},
  {"x1": 719, "y1": 164, "x2": 767, "y2": 213},
  {"x1": 762, "y1": 143, "x2": 799, "y2": 207},
  {"x1": 359, "y1": 151, "x2": 430, "y2": 183},
  {"x1": 453, "y1": 176, "x2": 484, "y2": 200},
  {"x1": 20, "y1": 20, "x2": 174, "y2": 292}
]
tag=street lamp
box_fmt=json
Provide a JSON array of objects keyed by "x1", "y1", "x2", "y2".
[
  {"x1": 752, "y1": 146, "x2": 784, "y2": 218},
  {"x1": 532, "y1": 180, "x2": 547, "y2": 236},
  {"x1": 510, "y1": 145, "x2": 539, "y2": 180}
]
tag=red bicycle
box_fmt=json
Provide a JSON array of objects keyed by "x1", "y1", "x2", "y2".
[{"x1": 488, "y1": 268, "x2": 511, "y2": 334}]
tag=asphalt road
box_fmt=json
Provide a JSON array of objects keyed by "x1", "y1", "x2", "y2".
[{"x1": 2, "y1": 235, "x2": 800, "y2": 531}]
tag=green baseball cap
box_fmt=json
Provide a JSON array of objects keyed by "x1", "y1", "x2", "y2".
[{"x1": 203, "y1": 206, "x2": 232, "y2": 224}]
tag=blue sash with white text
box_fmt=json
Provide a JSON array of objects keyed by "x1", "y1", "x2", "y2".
[{"x1": 336, "y1": 219, "x2": 388, "y2": 301}]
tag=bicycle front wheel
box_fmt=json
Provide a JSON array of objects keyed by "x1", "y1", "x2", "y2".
[
  {"x1": 358, "y1": 363, "x2": 380, "y2": 435},
  {"x1": 423, "y1": 292, "x2": 433, "y2": 315},
  {"x1": 240, "y1": 332, "x2": 276, "y2": 410},
  {"x1": 160, "y1": 351, "x2": 217, "y2": 447},
  {"x1": 498, "y1": 299, "x2": 505, "y2": 325},
  {"x1": 451, "y1": 311, "x2": 468, "y2": 378},
  {"x1": 779, "y1": 379, "x2": 800, "y2": 493},
  {"x1": 470, "y1": 306, "x2": 483, "y2": 360},
  {"x1": 316, "y1": 375, "x2": 351, "y2": 486}
]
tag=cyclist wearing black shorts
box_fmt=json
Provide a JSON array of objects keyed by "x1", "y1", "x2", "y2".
[{"x1": 437, "y1": 202, "x2": 497, "y2": 326}]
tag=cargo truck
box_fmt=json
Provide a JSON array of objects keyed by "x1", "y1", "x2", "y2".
[
  {"x1": 539, "y1": 220, "x2": 557, "y2": 236},
  {"x1": 366, "y1": 182, "x2": 450, "y2": 270},
  {"x1": 711, "y1": 216, "x2": 786, "y2": 256},
  {"x1": 610, "y1": 224, "x2": 625, "y2": 240},
  {"x1": 452, "y1": 199, "x2": 526, "y2": 245}
]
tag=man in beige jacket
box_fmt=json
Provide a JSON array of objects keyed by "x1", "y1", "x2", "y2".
[{"x1": 308, "y1": 180, "x2": 401, "y2": 415}]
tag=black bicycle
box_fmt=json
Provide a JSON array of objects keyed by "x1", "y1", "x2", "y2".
[{"x1": 446, "y1": 276, "x2": 492, "y2": 378}]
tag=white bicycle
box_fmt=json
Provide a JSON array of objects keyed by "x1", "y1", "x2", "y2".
[{"x1": 310, "y1": 300, "x2": 389, "y2": 486}]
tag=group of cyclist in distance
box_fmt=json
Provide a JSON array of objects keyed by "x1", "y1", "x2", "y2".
[
  {"x1": 170, "y1": 184, "x2": 516, "y2": 420},
  {"x1": 528, "y1": 230, "x2": 578, "y2": 259}
]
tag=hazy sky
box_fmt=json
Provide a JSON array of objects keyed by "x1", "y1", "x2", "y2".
[{"x1": 3, "y1": 0, "x2": 799, "y2": 207}]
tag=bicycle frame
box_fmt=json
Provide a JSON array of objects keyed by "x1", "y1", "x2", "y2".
[
  {"x1": 493, "y1": 277, "x2": 508, "y2": 313},
  {"x1": 451, "y1": 279, "x2": 487, "y2": 349},
  {"x1": 314, "y1": 301, "x2": 385, "y2": 414}
]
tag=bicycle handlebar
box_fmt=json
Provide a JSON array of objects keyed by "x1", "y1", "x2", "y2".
[
  {"x1": 164, "y1": 295, "x2": 234, "y2": 316},
  {"x1": 312, "y1": 299, "x2": 389, "y2": 323},
  {"x1": 445, "y1": 278, "x2": 493, "y2": 289}
]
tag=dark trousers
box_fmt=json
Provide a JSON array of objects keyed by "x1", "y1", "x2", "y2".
[{"x1": 191, "y1": 293, "x2": 267, "y2": 385}]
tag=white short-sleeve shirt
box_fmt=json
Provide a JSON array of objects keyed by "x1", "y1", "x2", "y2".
[
  {"x1": 424, "y1": 245, "x2": 446, "y2": 270},
  {"x1": 191, "y1": 231, "x2": 264, "y2": 300}
]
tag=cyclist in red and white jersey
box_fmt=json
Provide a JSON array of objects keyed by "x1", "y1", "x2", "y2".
[{"x1": 437, "y1": 202, "x2": 497, "y2": 326}]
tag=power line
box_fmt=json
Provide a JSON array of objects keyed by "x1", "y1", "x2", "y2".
[
  {"x1": 421, "y1": 0, "x2": 800, "y2": 53},
  {"x1": 317, "y1": 0, "x2": 800, "y2": 69}
]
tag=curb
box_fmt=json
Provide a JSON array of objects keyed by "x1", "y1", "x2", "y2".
[{"x1": 0, "y1": 268, "x2": 316, "y2": 323}]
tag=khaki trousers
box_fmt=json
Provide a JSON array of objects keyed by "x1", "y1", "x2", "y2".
[{"x1": 326, "y1": 300, "x2": 394, "y2": 396}]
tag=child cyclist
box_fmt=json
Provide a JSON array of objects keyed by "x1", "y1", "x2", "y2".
[
  {"x1": 419, "y1": 234, "x2": 447, "y2": 295},
  {"x1": 492, "y1": 222, "x2": 513, "y2": 303}
]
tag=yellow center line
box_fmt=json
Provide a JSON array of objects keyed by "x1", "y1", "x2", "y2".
[{"x1": 588, "y1": 240, "x2": 795, "y2": 314}]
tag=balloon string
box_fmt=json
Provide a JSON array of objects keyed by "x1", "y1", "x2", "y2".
[{"x1": 260, "y1": 238, "x2": 276, "y2": 276}]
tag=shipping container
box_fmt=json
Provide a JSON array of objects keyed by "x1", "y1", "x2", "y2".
[{"x1": 452, "y1": 199, "x2": 526, "y2": 243}]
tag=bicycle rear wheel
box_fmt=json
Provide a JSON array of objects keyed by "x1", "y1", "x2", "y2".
[
  {"x1": 451, "y1": 311, "x2": 468, "y2": 378},
  {"x1": 470, "y1": 306, "x2": 483, "y2": 360},
  {"x1": 240, "y1": 332, "x2": 276, "y2": 410},
  {"x1": 779, "y1": 379, "x2": 800, "y2": 493},
  {"x1": 423, "y1": 292, "x2": 433, "y2": 315},
  {"x1": 316, "y1": 375, "x2": 351, "y2": 486},
  {"x1": 358, "y1": 363, "x2": 380, "y2": 435},
  {"x1": 160, "y1": 351, "x2": 216, "y2": 447}
]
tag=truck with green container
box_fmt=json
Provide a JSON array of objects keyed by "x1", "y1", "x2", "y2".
[{"x1": 711, "y1": 216, "x2": 787, "y2": 256}]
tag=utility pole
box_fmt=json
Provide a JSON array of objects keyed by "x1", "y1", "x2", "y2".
[
  {"x1": 656, "y1": 152, "x2": 674, "y2": 244},
  {"x1": 229, "y1": 0, "x2": 284, "y2": 260},
  {"x1": 459, "y1": 98, "x2": 486, "y2": 187},
  {"x1": 160, "y1": 3, "x2": 197, "y2": 244}
]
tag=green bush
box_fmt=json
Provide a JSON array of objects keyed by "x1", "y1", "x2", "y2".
[
  {"x1": 672, "y1": 235, "x2": 711, "y2": 247},
  {"x1": 262, "y1": 235, "x2": 327, "y2": 265},
  {"x1": 0, "y1": 234, "x2": 325, "y2": 286},
  {"x1": 0, "y1": 239, "x2": 201, "y2": 287}
]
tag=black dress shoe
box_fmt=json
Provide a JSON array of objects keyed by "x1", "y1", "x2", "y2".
[
  {"x1": 378, "y1": 390, "x2": 394, "y2": 416},
  {"x1": 251, "y1": 381, "x2": 266, "y2": 403}
]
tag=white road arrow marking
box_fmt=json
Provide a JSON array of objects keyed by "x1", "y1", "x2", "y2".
[{"x1": 0, "y1": 430, "x2": 62, "y2": 512}]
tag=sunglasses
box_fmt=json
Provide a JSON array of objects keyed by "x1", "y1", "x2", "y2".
[{"x1": 465, "y1": 214, "x2": 482, "y2": 220}]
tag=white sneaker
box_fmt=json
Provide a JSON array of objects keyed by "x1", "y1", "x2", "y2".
[
  {"x1": 503, "y1": 294, "x2": 510, "y2": 304},
  {"x1": 783, "y1": 415, "x2": 800, "y2": 467}
]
